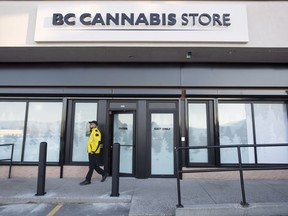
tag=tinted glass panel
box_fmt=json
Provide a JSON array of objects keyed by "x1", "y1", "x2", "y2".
[
  {"x1": 188, "y1": 103, "x2": 208, "y2": 163},
  {"x1": 254, "y1": 103, "x2": 288, "y2": 163},
  {"x1": 113, "y1": 113, "x2": 133, "y2": 174},
  {"x1": 0, "y1": 102, "x2": 26, "y2": 162},
  {"x1": 24, "y1": 102, "x2": 62, "y2": 162},
  {"x1": 151, "y1": 113, "x2": 174, "y2": 175},
  {"x1": 219, "y1": 103, "x2": 255, "y2": 164},
  {"x1": 72, "y1": 102, "x2": 97, "y2": 162}
]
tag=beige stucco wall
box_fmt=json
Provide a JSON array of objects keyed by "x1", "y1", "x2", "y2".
[
  {"x1": 0, "y1": 1, "x2": 287, "y2": 47},
  {"x1": 182, "y1": 168, "x2": 288, "y2": 180},
  {"x1": 1, "y1": 166, "x2": 288, "y2": 179},
  {"x1": 0, "y1": 165, "x2": 102, "y2": 179}
]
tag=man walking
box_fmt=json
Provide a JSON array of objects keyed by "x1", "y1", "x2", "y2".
[{"x1": 80, "y1": 120, "x2": 108, "y2": 185}]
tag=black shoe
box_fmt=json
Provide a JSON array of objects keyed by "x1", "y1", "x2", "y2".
[
  {"x1": 101, "y1": 173, "x2": 108, "y2": 182},
  {"x1": 80, "y1": 180, "x2": 91, "y2": 185}
]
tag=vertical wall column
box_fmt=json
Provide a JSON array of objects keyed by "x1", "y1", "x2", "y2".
[
  {"x1": 98, "y1": 100, "x2": 109, "y2": 171},
  {"x1": 136, "y1": 100, "x2": 148, "y2": 178},
  {"x1": 179, "y1": 90, "x2": 187, "y2": 175}
]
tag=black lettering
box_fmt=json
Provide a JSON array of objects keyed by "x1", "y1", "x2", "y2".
[
  {"x1": 181, "y1": 13, "x2": 188, "y2": 26},
  {"x1": 121, "y1": 13, "x2": 134, "y2": 25},
  {"x1": 92, "y1": 13, "x2": 105, "y2": 25},
  {"x1": 80, "y1": 13, "x2": 91, "y2": 25},
  {"x1": 223, "y1": 13, "x2": 231, "y2": 26},
  {"x1": 150, "y1": 13, "x2": 160, "y2": 25},
  {"x1": 162, "y1": 128, "x2": 171, "y2": 130},
  {"x1": 64, "y1": 13, "x2": 75, "y2": 26},
  {"x1": 162, "y1": 13, "x2": 166, "y2": 25},
  {"x1": 119, "y1": 127, "x2": 128, "y2": 130},
  {"x1": 106, "y1": 13, "x2": 119, "y2": 25},
  {"x1": 189, "y1": 13, "x2": 198, "y2": 26},
  {"x1": 135, "y1": 13, "x2": 149, "y2": 25},
  {"x1": 168, "y1": 13, "x2": 176, "y2": 26},
  {"x1": 52, "y1": 13, "x2": 64, "y2": 25},
  {"x1": 199, "y1": 13, "x2": 211, "y2": 26},
  {"x1": 213, "y1": 14, "x2": 222, "y2": 26}
]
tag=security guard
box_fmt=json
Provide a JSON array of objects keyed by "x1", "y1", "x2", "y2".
[{"x1": 80, "y1": 120, "x2": 108, "y2": 185}]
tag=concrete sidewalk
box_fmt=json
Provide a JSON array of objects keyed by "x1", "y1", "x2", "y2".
[{"x1": 0, "y1": 177, "x2": 288, "y2": 216}]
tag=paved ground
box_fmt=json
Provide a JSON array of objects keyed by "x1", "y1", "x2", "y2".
[{"x1": 0, "y1": 177, "x2": 288, "y2": 216}]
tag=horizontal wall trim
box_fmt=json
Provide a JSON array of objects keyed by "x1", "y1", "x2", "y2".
[
  {"x1": 0, "y1": 47, "x2": 288, "y2": 63},
  {"x1": 0, "y1": 63, "x2": 288, "y2": 89},
  {"x1": 0, "y1": 88, "x2": 287, "y2": 97}
]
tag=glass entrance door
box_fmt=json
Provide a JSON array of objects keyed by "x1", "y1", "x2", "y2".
[
  {"x1": 150, "y1": 113, "x2": 175, "y2": 175},
  {"x1": 112, "y1": 112, "x2": 135, "y2": 175}
]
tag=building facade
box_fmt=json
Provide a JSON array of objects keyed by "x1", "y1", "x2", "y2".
[{"x1": 0, "y1": 1, "x2": 288, "y2": 179}]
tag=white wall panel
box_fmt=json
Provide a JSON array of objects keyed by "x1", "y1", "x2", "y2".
[{"x1": 0, "y1": 1, "x2": 288, "y2": 47}]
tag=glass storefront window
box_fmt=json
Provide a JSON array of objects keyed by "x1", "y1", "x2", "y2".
[
  {"x1": 188, "y1": 103, "x2": 208, "y2": 163},
  {"x1": 219, "y1": 103, "x2": 255, "y2": 164},
  {"x1": 254, "y1": 103, "x2": 288, "y2": 163},
  {"x1": 0, "y1": 102, "x2": 26, "y2": 162},
  {"x1": 24, "y1": 102, "x2": 62, "y2": 162},
  {"x1": 72, "y1": 102, "x2": 97, "y2": 162},
  {"x1": 151, "y1": 113, "x2": 174, "y2": 175}
]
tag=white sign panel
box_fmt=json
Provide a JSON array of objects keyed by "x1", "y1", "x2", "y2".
[{"x1": 34, "y1": 2, "x2": 249, "y2": 43}]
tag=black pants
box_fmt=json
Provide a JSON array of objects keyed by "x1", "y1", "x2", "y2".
[{"x1": 86, "y1": 153, "x2": 106, "y2": 181}]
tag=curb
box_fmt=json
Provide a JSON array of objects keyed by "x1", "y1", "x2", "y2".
[
  {"x1": 0, "y1": 195, "x2": 131, "y2": 205},
  {"x1": 175, "y1": 202, "x2": 288, "y2": 216}
]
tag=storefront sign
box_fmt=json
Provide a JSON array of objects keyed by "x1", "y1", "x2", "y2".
[{"x1": 34, "y1": 2, "x2": 249, "y2": 42}]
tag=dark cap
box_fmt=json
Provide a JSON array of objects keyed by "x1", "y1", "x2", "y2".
[{"x1": 89, "y1": 120, "x2": 98, "y2": 125}]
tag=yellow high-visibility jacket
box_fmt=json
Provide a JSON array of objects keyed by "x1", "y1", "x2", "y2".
[{"x1": 87, "y1": 127, "x2": 102, "y2": 154}]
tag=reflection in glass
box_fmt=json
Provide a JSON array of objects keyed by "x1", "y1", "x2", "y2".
[
  {"x1": 113, "y1": 113, "x2": 133, "y2": 174},
  {"x1": 254, "y1": 103, "x2": 288, "y2": 163},
  {"x1": 0, "y1": 102, "x2": 26, "y2": 161},
  {"x1": 72, "y1": 103, "x2": 97, "y2": 162},
  {"x1": 188, "y1": 103, "x2": 208, "y2": 163},
  {"x1": 151, "y1": 113, "x2": 174, "y2": 175},
  {"x1": 219, "y1": 103, "x2": 255, "y2": 164},
  {"x1": 24, "y1": 102, "x2": 62, "y2": 162}
]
